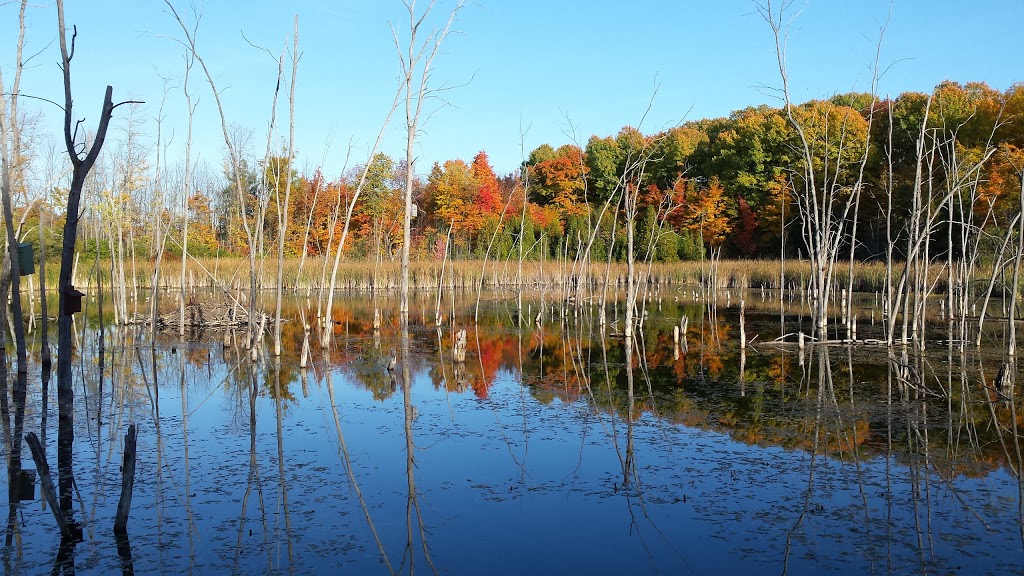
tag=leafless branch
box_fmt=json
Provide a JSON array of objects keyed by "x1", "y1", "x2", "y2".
[{"x1": 1, "y1": 92, "x2": 64, "y2": 111}]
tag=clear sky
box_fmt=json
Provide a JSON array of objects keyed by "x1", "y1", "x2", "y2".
[{"x1": 3, "y1": 0, "x2": 1022, "y2": 180}]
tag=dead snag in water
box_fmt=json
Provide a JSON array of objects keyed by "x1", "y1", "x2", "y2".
[{"x1": 114, "y1": 424, "x2": 137, "y2": 533}]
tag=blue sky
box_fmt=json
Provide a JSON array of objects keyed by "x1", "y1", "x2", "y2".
[{"x1": 3, "y1": 0, "x2": 1022, "y2": 180}]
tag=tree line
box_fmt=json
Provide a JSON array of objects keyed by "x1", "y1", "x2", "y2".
[{"x1": 11, "y1": 80, "x2": 1019, "y2": 272}]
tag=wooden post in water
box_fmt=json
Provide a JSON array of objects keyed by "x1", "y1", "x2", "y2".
[
  {"x1": 114, "y1": 424, "x2": 137, "y2": 533},
  {"x1": 25, "y1": 432, "x2": 71, "y2": 539}
]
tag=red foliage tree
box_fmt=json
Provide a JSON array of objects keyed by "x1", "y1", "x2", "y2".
[
  {"x1": 732, "y1": 196, "x2": 759, "y2": 257},
  {"x1": 471, "y1": 151, "x2": 503, "y2": 217}
]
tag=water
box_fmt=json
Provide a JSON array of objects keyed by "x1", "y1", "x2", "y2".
[{"x1": 2, "y1": 292, "x2": 1023, "y2": 574}]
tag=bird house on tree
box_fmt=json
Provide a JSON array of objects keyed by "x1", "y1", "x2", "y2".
[
  {"x1": 17, "y1": 243, "x2": 34, "y2": 276},
  {"x1": 62, "y1": 286, "x2": 85, "y2": 316}
]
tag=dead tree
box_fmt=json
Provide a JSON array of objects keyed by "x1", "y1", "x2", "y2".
[
  {"x1": 760, "y1": 0, "x2": 879, "y2": 343},
  {"x1": 166, "y1": 0, "x2": 262, "y2": 344},
  {"x1": 149, "y1": 77, "x2": 175, "y2": 346},
  {"x1": 55, "y1": 0, "x2": 136, "y2": 514},
  {"x1": 393, "y1": 0, "x2": 465, "y2": 325},
  {"x1": 0, "y1": 0, "x2": 29, "y2": 374},
  {"x1": 273, "y1": 17, "x2": 300, "y2": 357},
  {"x1": 179, "y1": 52, "x2": 196, "y2": 337}
]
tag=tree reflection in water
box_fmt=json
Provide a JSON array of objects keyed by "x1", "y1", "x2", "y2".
[
  {"x1": 398, "y1": 325, "x2": 435, "y2": 575},
  {"x1": 0, "y1": 294, "x2": 1020, "y2": 574},
  {"x1": 234, "y1": 355, "x2": 270, "y2": 573},
  {"x1": 325, "y1": 362, "x2": 394, "y2": 574}
]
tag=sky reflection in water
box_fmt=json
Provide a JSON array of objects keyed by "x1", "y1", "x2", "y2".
[{"x1": 2, "y1": 294, "x2": 1022, "y2": 575}]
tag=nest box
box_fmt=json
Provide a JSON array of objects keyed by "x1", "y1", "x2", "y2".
[
  {"x1": 63, "y1": 286, "x2": 85, "y2": 316},
  {"x1": 17, "y1": 243, "x2": 34, "y2": 276}
]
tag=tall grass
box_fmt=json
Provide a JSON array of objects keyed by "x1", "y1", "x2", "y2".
[{"x1": 29, "y1": 255, "x2": 995, "y2": 295}]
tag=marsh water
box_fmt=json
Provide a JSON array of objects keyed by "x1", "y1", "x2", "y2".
[{"x1": 2, "y1": 290, "x2": 1023, "y2": 574}]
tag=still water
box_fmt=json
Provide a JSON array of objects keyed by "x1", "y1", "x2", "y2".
[{"x1": 2, "y1": 292, "x2": 1023, "y2": 574}]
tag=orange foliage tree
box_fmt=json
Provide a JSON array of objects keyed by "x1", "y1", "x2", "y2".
[
  {"x1": 529, "y1": 144, "x2": 588, "y2": 219},
  {"x1": 682, "y1": 177, "x2": 732, "y2": 249},
  {"x1": 187, "y1": 191, "x2": 218, "y2": 255}
]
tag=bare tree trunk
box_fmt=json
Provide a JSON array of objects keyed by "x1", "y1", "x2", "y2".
[
  {"x1": 0, "y1": 0, "x2": 29, "y2": 374},
  {"x1": 883, "y1": 104, "x2": 896, "y2": 342},
  {"x1": 150, "y1": 83, "x2": 173, "y2": 344},
  {"x1": 625, "y1": 191, "x2": 636, "y2": 336},
  {"x1": 1008, "y1": 172, "x2": 1024, "y2": 357},
  {"x1": 106, "y1": 229, "x2": 119, "y2": 325},
  {"x1": 56, "y1": 0, "x2": 121, "y2": 517},
  {"x1": 129, "y1": 215, "x2": 137, "y2": 308},
  {"x1": 116, "y1": 204, "x2": 127, "y2": 323},
  {"x1": 516, "y1": 137, "x2": 530, "y2": 319},
  {"x1": 780, "y1": 176, "x2": 787, "y2": 335},
  {"x1": 39, "y1": 196, "x2": 50, "y2": 367},
  {"x1": 274, "y1": 18, "x2": 299, "y2": 357},
  {"x1": 394, "y1": 0, "x2": 465, "y2": 326},
  {"x1": 435, "y1": 223, "x2": 452, "y2": 325},
  {"x1": 179, "y1": 55, "x2": 196, "y2": 337}
]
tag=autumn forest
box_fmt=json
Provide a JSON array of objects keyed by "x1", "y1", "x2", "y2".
[{"x1": 10, "y1": 81, "x2": 1016, "y2": 270}]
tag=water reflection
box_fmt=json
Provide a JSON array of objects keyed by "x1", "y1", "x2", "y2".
[
  {"x1": 0, "y1": 292, "x2": 1020, "y2": 573},
  {"x1": 273, "y1": 360, "x2": 295, "y2": 572},
  {"x1": 114, "y1": 531, "x2": 134, "y2": 576},
  {"x1": 398, "y1": 325, "x2": 434, "y2": 575}
]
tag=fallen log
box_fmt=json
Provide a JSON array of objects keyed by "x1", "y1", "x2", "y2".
[{"x1": 24, "y1": 432, "x2": 71, "y2": 539}]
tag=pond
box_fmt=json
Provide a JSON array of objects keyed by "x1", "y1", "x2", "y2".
[{"x1": 2, "y1": 290, "x2": 1023, "y2": 575}]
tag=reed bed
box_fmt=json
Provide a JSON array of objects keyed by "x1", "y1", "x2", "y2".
[{"x1": 30, "y1": 255, "x2": 1005, "y2": 296}]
